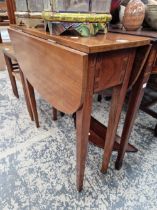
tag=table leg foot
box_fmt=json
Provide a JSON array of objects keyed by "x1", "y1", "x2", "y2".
[{"x1": 115, "y1": 160, "x2": 123, "y2": 170}]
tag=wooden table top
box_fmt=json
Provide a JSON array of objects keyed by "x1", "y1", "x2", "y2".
[{"x1": 10, "y1": 25, "x2": 150, "y2": 53}]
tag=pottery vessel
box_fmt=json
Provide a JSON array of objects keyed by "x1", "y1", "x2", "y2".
[
  {"x1": 123, "y1": 0, "x2": 146, "y2": 31},
  {"x1": 145, "y1": 5, "x2": 157, "y2": 30},
  {"x1": 122, "y1": 0, "x2": 148, "y2": 5}
]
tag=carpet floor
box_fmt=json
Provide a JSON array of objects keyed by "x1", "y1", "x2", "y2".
[{"x1": 0, "y1": 70, "x2": 157, "y2": 210}]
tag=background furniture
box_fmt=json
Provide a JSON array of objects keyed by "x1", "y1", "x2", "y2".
[
  {"x1": 0, "y1": 1, "x2": 9, "y2": 26},
  {"x1": 109, "y1": 27, "x2": 157, "y2": 169},
  {"x1": 0, "y1": 0, "x2": 9, "y2": 43},
  {"x1": 9, "y1": 26, "x2": 150, "y2": 191},
  {"x1": 6, "y1": 0, "x2": 16, "y2": 24}
]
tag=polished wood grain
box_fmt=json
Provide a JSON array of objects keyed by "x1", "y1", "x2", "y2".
[
  {"x1": 10, "y1": 26, "x2": 150, "y2": 53},
  {"x1": 94, "y1": 49, "x2": 131, "y2": 92},
  {"x1": 9, "y1": 28, "x2": 88, "y2": 114}
]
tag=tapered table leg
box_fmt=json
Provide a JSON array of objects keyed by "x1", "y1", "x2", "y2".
[
  {"x1": 52, "y1": 107, "x2": 57, "y2": 121},
  {"x1": 76, "y1": 55, "x2": 96, "y2": 192},
  {"x1": 25, "y1": 79, "x2": 39, "y2": 128},
  {"x1": 19, "y1": 69, "x2": 34, "y2": 121}
]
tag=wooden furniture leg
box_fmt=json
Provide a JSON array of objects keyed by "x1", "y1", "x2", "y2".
[
  {"x1": 19, "y1": 69, "x2": 34, "y2": 121},
  {"x1": 115, "y1": 45, "x2": 157, "y2": 170},
  {"x1": 4, "y1": 54, "x2": 19, "y2": 98},
  {"x1": 52, "y1": 107, "x2": 57, "y2": 121},
  {"x1": 76, "y1": 55, "x2": 96, "y2": 192},
  {"x1": 0, "y1": 32, "x2": 2, "y2": 43},
  {"x1": 101, "y1": 50, "x2": 136, "y2": 173},
  {"x1": 25, "y1": 79, "x2": 40, "y2": 128}
]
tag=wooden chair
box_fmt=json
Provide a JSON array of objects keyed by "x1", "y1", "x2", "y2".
[
  {"x1": 3, "y1": 46, "x2": 58, "y2": 127},
  {"x1": 3, "y1": 46, "x2": 39, "y2": 127}
]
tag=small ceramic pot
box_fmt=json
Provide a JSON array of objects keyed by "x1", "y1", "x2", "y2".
[{"x1": 123, "y1": 0, "x2": 146, "y2": 31}]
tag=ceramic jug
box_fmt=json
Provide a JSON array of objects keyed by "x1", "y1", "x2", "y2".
[{"x1": 123, "y1": 0, "x2": 145, "y2": 30}]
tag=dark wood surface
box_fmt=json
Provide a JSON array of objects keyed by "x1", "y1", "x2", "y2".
[{"x1": 9, "y1": 27, "x2": 151, "y2": 191}]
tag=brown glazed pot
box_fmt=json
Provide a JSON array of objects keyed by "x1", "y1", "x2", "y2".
[{"x1": 123, "y1": 0, "x2": 145, "y2": 31}]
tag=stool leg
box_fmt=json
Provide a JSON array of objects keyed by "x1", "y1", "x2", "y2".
[
  {"x1": 19, "y1": 69, "x2": 34, "y2": 121},
  {"x1": 52, "y1": 107, "x2": 57, "y2": 121},
  {"x1": 25, "y1": 79, "x2": 39, "y2": 128},
  {"x1": 4, "y1": 54, "x2": 19, "y2": 98}
]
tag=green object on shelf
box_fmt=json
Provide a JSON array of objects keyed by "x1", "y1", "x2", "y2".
[
  {"x1": 42, "y1": 11, "x2": 112, "y2": 23},
  {"x1": 75, "y1": 23, "x2": 107, "y2": 37},
  {"x1": 45, "y1": 21, "x2": 108, "y2": 37}
]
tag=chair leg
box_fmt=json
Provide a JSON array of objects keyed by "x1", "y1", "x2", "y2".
[
  {"x1": 19, "y1": 69, "x2": 34, "y2": 121},
  {"x1": 52, "y1": 107, "x2": 57, "y2": 121},
  {"x1": 4, "y1": 54, "x2": 19, "y2": 98},
  {"x1": 25, "y1": 79, "x2": 39, "y2": 128}
]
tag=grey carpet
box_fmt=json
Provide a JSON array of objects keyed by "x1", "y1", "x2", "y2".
[{"x1": 0, "y1": 71, "x2": 157, "y2": 210}]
